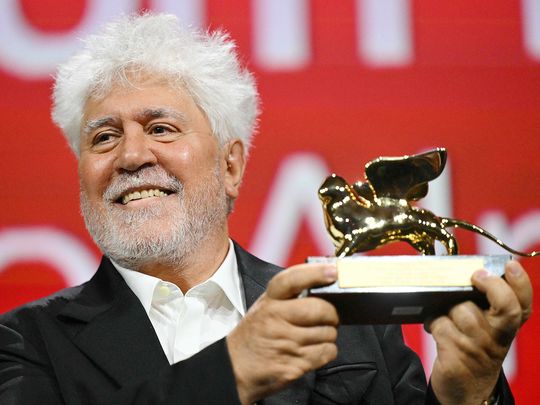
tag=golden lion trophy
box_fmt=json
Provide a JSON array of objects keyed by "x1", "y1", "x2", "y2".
[{"x1": 308, "y1": 148, "x2": 537, "y2": 324}]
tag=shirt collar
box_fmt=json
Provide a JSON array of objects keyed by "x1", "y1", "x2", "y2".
[
  {"x1": 205, "y1": 240, "x2": 245, "y2": 316},
  {"x1": 112, "y1": 239, "x2": 245, "y2": 316},
  {"x1": 113, "y1": 261, "x2": 161, "y2": 315}
]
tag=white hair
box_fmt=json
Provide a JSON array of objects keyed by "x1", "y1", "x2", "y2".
[{"x1": 51, "y1": 13, "x2": 260, "y2": 156}]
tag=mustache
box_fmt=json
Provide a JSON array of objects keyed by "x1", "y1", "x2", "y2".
[{"x1": 103, "y1": 166, "x2": 183, "y2": 202}]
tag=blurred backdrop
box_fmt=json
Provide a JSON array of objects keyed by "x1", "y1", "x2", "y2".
[{"x1": 0, "y1": 0, "x2": 539, "y2": 401}]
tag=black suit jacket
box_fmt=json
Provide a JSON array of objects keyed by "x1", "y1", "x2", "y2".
[{"x1": 0, "y1": 244, "x2": 513, "y2": 404}]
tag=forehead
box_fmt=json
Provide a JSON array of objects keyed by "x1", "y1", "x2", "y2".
[{"x1": 83, "y1": 76, "x2": 192, "y2": 117}]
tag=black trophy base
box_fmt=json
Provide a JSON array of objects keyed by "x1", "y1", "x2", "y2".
[{"x1": 308, "y1": 286, "x2": 489, "y2": 324}]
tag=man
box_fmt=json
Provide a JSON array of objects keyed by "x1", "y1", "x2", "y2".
[{"x1": 0, "y1": 13, "x2": 532, "y2": 405}]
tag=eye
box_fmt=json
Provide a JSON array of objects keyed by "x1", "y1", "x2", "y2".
[
  {"x1": 149, "y1": 124, "x2": 176, "y2": 135},
  {"x1": 93, "y1": 132, "x2": 115, "y2": 145}
]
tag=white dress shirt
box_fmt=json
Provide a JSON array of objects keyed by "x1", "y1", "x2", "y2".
[{"x1": 113, "y1": 240, "x2": 245, "y2": 364}]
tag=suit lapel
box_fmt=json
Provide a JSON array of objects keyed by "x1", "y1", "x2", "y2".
[
  {"x1": 57, "y1": 257, "x2": 168, "y2": 388},
  {"x1": 234, "y1": 244, "x2": 316, "y2": 404},
  {"x1": 234, "y1": 243, "x2": 275, "y2": 307}
]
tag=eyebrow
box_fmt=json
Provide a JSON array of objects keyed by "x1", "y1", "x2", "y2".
[
  {"x1": 83, "y1": 116, "x2": 118, "y2": 136},
  {"x1": 82, "y1": 107, "x2": 189, "y2": 136},
  {"x1": 134, "y1": 107, "x2": 189, "y2": 124}
]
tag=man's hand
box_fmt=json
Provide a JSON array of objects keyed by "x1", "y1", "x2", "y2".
[
  {"x1": 227, "y1": 264, "x2": 339, "y2": 405},
  {"x1": 428, "y1": 260, "x2": 533, "y2": 405}
]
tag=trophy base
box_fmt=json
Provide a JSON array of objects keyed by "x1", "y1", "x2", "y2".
[{"x1": 306, "y1": 255, "x2": 510, "y2": 324}]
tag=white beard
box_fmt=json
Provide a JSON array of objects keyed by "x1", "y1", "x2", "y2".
[{"x1": 80, "y1": 164, "x2": 228, "y2": 271}]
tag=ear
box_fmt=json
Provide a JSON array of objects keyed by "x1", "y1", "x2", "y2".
[{"x1": 222, "y1": 139, "x2": 246, "y2": 200}]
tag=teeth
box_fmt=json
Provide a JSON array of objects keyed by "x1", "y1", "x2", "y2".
[{"x1": 121, "y1": 189, "x2": 168, "y2": 204}]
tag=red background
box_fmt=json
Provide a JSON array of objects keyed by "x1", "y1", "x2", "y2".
[{"x1": 1, "y1": 1, "x2": 539, "y2": 401}]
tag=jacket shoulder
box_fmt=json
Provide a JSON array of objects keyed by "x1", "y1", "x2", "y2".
[{"x1": 0, "y1": 283, "x2": 85, "y2": 329}]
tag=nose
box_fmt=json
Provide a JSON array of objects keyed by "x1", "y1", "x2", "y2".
[{"x1": 114, "y1": 126, "x2": 157, "y2": 172}]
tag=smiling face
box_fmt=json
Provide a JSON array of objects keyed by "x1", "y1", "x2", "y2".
[{"x1": 78, "y1": 76, "x2": 243, "y2": 271}]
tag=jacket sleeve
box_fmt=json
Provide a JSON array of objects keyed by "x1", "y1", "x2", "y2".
[
  {"x1": 0, "y1": 324, "x2": 64, "y2": 405},
  {"x1": 425, "y1": 373, "x2": 515, "y2": 405},
  {"x1": 0, "y1": 321, "x2": 241, "y2": 405}
]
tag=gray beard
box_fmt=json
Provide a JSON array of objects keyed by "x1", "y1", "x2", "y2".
[{"x1": 80, "y1": 164, "x2": 228, "y2": 271}]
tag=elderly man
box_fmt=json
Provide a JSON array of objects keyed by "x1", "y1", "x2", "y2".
[{"x1": 0, "y1": 13, "x2": 532, "y2": 405}]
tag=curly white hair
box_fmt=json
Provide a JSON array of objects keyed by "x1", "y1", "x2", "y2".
[{"x1": 51, "y1": 13, "x2": 260, "y2": 156}]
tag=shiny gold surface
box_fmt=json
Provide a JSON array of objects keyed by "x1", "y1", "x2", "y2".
[{"x1": 319, "y1": 148, "x2": 538, "y2": 258}]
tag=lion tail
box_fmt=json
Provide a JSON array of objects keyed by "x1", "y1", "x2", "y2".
[{"x1": 440, "y1": 217, "x2": 539, "y2": 257}]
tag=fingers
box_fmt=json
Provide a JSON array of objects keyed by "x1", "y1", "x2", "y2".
[
  {"x1": 265, "y1": 264, "x2": 339, "y2": 326},
  {"x1": 267, "y1": 325, "x2": 338, "y2": 365},
  {"x1": 270, "y1": 342, "x2": 338, "y2": 385},
  {"x1": 281, "y1": 297, "x2": 339, "y2": 326},
  {"x1": 297, "y1": 342, "x2": 338, "y2": 370},
  {"x1": 430, "y1": 315, "x2": 470, "y2": 353},
  {"x1": 471, "y1": 264, "x2": 529, "y2": 344},
  {"x1": 288, "y1": 324, "x2": 338, "y2": 346},
  {"x1": 431, "y1": 312, "x2": 505, "y2": 373},
  {"x1": 428, "y1": 302, "x2": 489, "y2": 347},
  {"x1": 503, "y1": 261, "x2": 533, "y2": 324},
  {"x1": 447, "y1": 301, "x2": 489, "y2": 339},
  {"x1": 267, "y1": 263, "x2": 337, "y2": 300}
]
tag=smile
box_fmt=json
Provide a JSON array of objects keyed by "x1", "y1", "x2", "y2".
[{"x1": 120, "y1": 188, "x2": 172, "y2": 205}]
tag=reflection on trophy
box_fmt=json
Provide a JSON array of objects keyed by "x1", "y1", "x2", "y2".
[{"x1": 308, "y1": 148, "x2": 537, "y2": 324}]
